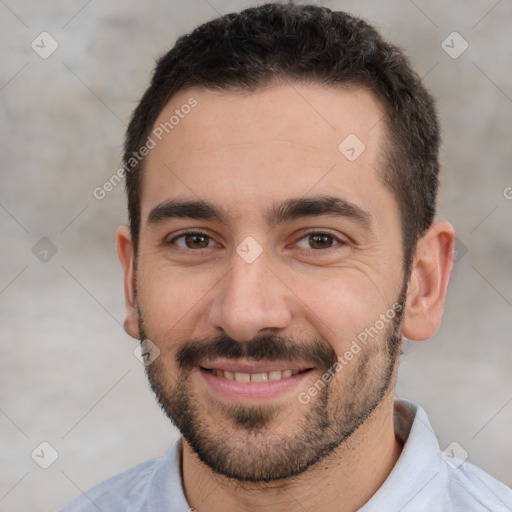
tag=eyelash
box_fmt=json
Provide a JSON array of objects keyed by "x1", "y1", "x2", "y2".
[{"x1": 167, "y1": 229, "x2": 346, "y2": 253}]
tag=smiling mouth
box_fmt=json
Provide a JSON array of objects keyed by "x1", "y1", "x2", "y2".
[
  {"x1": 201, "y1": 367, "x2": 313, "y2": 382},
  {"x1": 198, "y1": 359, "x2": 316, "y2": 400}
]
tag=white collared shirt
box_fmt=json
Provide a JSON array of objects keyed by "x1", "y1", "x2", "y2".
[{"x1": 58, "y1": 399, "x2": 512, "y2": 511}]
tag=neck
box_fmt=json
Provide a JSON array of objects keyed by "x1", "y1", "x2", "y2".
[{"x1": 181, "y1": 390, "x2": 402, "y2": 512}]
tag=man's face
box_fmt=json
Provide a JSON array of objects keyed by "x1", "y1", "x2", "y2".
[{"x1": 131, "y1": 82, "x2": 408, "y2": 481}]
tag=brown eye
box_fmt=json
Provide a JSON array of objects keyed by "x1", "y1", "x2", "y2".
[
  {"x1": 171, "y1": 232, "x2": 213, "y2": 249},
  {"x1": 308, "y1": 234, "x2": 334, "y2": 249},
  {"x1": 295, "y1": 231, "x2": 345, "y2": 251}
]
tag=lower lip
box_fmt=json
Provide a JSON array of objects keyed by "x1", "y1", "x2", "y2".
[{"x1": 199, "y1": 368, "x2": 314, "y2": 401}]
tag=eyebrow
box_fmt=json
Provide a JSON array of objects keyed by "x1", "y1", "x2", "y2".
[{"x1": 147, "y1": 195, "x2": 373, "y2": 231}]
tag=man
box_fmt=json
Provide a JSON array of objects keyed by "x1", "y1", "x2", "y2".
[{"x1": 59, "y1": 3, "x2": 512, "y2": 511}]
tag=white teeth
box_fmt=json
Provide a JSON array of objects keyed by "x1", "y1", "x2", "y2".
[
  {"x1": 234, "y1": 372, "x2": 251, "y2": 383},
  {"x1": 251, "y1": 372, "x2": 268, "y2": 382},
  {"x1": 209, "y1": 368, "x2": 306, "y2": 381}
]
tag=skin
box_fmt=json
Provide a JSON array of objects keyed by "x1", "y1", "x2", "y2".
[{"x1": 117, "y1": 81, "x2": 455, "y2": 512}]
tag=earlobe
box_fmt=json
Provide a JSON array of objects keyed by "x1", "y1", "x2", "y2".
[
  {"x1": 116, "y1": 225, "x2": 140, "y2": 340},
  {"x1": 402, "y1": 221, "x2": 456, "y2": 341}
]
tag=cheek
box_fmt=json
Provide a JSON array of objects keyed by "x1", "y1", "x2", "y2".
[
  {"x1": 294, "y1": 270, "x2": 393, "y2": 356},
  {"x1": 137, "y1": 263, "x2": 219, "y2": 339}
]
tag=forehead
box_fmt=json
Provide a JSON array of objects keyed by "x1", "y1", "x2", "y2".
[{"x1": 141, "y1": 81, "x2": 394, "y2": 227}]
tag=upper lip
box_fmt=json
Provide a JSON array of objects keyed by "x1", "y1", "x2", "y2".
[{"x1": 200, "y1": 359, "x2": 314, "y2": 374}]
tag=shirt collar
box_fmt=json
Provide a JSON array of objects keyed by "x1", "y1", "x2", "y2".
[{"x1": 360, "y1": 398, "x2": 444, "y2": 511}]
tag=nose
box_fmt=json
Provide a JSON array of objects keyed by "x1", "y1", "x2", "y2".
[{"x1": 207, "y1": 246, "x2": 293, "y2": 342}]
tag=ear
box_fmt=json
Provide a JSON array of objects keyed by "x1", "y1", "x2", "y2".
[
  {"x1": 402, "y1": 221, "x2": 456, "y2": 341},
  {"x1": 116, "y1": 225, "x2": 140, "y2": 340}
]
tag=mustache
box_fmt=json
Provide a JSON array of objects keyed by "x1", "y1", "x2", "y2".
[{"x1": 175, "y1": 332, "x2": 339, "y2": 372}]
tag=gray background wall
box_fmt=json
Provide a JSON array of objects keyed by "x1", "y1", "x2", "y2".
[{"x1": 1, "y1": 1, "x2": 511, "y2": 510}]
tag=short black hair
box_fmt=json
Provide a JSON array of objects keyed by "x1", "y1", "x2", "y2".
[{"x1": 124, "y1": 2, "x2": 440, "y2": 272}]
